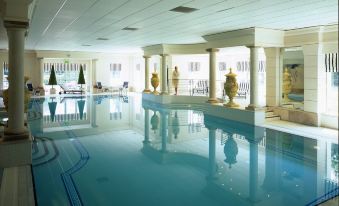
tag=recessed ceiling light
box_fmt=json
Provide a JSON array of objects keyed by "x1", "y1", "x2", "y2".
[
  {"x1": 170, "y1": 6, "x2": 198, "y2": 13},
  {"x1": 82, "y1": 44, "x2": 92, "y2": 46},
  {"x1": 122, "y1": 27, "x2": 139, "y2": 31},
  {"x1": 217, "y1": 7, "x2": 235, "y2": 13},
  {"x1": 96, "y1": 37, "x2": 109, "y2": 41}
]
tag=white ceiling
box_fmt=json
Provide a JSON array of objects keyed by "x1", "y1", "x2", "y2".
[{"x1": 0, "y1": 0, "x2": 338, "y2": 52}]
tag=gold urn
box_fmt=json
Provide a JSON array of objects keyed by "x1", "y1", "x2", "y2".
[
  {"x1": 151, "y1": 73, "x2": 160, "y2": 95},
  {"x1": 282, "y1": 68, "x2": 292, "y2": 102},
  {"x1": 3, "y1": 76, "x2": 31, "y2": 112},
  {"x1": 224, "y1": 68, "x2": 239, "y2": 108}
]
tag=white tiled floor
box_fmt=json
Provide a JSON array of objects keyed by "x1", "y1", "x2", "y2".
[{"x1": 263, "y1": 119, "x2": 338, "y2": 143}]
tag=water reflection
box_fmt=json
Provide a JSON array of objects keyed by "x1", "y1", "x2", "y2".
[
  {"x1": 142, "y1": 101, "x2": 338, "y2": 206},
  {"x1": 28, "y1": 95, "x2": 338, "y2": 206}
]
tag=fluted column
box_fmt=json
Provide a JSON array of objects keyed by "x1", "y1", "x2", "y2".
[
  {"x1": 4, "y1": 23, "x2": 28, "y2": 138},
  {"x1": 246, "y1": 46, "x2": 260, "y2": 110},
  {"x1": 160, "y1": 54, "x2": 168, "y2": 95},
  {"x1": 264, "y1": 48, "x2": 282, "y2": 107},
  {"x1": 143, "y1": 56, "x2": 151, "y2": 93},
  {"x1": 206, "y1": 48, "x2": 219, "y2": 103}
]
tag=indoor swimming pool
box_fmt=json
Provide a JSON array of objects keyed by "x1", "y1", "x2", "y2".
[{"x1": 28, "y1": 95, "x2": 339, "y2": 206}]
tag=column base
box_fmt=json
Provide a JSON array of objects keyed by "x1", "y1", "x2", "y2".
[
  {"x1": 3, "y1": 127, "x2": 29, "y2": 140},
  {"x1": 143, "y1": 89, "x2": 151, "y2": 93},
  {"x1": 245, "y1": 104, "x2": 264, "y2": 111},
  {"x1": 160, "y1": 92, "x2": 168, "y2": 95},
  {"x1": 0, "y1": 131, "x2": 32, "y2": 168},
  {"x1": 152, "y1": 91, "x2": 160, "y2": 95},
  {"x1": 207, "y1": 98, "x2": 219, "y2": 104},
  {"x1": 143, "y1": 140, "x2": 151, "y2": 144}
]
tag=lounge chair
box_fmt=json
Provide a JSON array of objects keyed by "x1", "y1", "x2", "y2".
[
  {"x1": 119, "y1": 82, "x2": 128, "y2": 96},
  {"x1": 27, "y1": 83, "x2": 41, "y2": 95},
  {"x1": 237, "y1": 82, "x2": 249, "y2": 98},
  {"x1": 59, "y1": 84, "x2": 84, "y2": 94},
  {"x1": 192, "y1": 80, "x2": 208, "y2": 96}
]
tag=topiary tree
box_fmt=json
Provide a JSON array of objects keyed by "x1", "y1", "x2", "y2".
[
  {"x1": 48, "y1": 65, "x2": 57, "y2": 89},
  {"x1": 78, "y1": 65, "x2": 86, "y2": 89}
]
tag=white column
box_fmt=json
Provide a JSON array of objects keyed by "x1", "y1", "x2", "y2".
[
  {"x1": 264, "y1": 48, "x2": 282, "y2": 107},
  {"x1": 206, "y1": 48, "x2": 219, "y2": 103},
  {"x1": 247, "y1": 46, "x2": 260, "y2": 110},
  {"x1": 4, "y1": 26, "x2": 28, "y2": 137},
  {"x1": 143, "y1": 55, "x2": 151, "y2": 93},
  {"x1": 302, "y1": 44, "x2": 325, "y2": 121},
  {"x1": 160, "y1": 54, "x2": 168, "y2": 95},
  {"x1": 91, "y1": 59, "x2": 98, "y2": 92},
  {"x1": 38, "y1": 57, "x2": 44, "y2": 87}
]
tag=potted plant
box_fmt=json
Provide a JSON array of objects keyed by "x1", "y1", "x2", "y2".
[
  {"x1": 48, "y1": 65, "x2": 57, "y2": 94},
  {"x1": 78, "y1": 65, "x2": 86, "y2": 94}
]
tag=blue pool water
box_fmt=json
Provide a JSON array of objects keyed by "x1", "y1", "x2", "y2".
[{"x1": 28, "y1": 95, "x2": 338, "y2": 206}]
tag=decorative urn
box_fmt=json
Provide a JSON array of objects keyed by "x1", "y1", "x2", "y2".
[
  {"x1": 151, "y1": 73, "x2": 159, "y2": 95},
  {"x1": 224, "y1": 68, "x2": 239, "y2": 108},
  {"x1": 3, "y1": 76, "x2": 31, "y2": 113},
  {"x1": 282, "y1": 67, "x2": 292, "y2": 102}
]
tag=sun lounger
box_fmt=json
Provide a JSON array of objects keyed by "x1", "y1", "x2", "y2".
[{"x1": 59, "y1": 84, "x2": 84, "y2": 94}]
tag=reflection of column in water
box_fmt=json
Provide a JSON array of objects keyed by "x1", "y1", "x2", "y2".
[
  {"x1": 262, "y1": 129, "x2": 282, "y2": 191},
  {"x1": 160, "y1": 111, "x2": 168, "y2": 153},
  {"x1": 207, "y1": 127, "x2": 217, "y2": 180},
  {"x1": 90, "y1": 96, "x2": 97, "y2": 127},
  {"x1": 143, "y1": 109, "x2": 150, "y2": 144},
  {"x1": 172, "y1": 111, "x2": 180, "y2": 139},
  {"x1": 249, "y1": 140, "x2": 259, "y2": 202}
]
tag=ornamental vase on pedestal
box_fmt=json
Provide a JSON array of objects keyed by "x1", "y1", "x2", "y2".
[
  {"x1": 3, "y1": 76, "x2": 31, "y2": 113},
  {"x1": 282, "y1": 68, "x2": 292, "y2": 102},
  {"x1": 224, "y1": 68, "x2": 239, "y2": 108},
  {"x1": 151, "y1": 73, "x2": 159, "y2": 95}
]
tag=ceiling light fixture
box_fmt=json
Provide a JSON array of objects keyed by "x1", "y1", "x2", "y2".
[
  {"x1": 217, "y1": 7, "x2": 235, "y2": 13},
  {"x1": 122, "y1": 27, "x2": 139, "y2": 31},
  {"x1": 170, "y1": 6, "x2": 198, "y2": 13},
  {"x1": 96, "y1": 37, "x2": 109, "y2": 41}
]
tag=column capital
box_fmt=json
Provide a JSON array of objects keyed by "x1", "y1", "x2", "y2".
[
  {"x1": 143, "y1": 55, "x2": 151, "y2": 58},
  {"x1": 246, "y1": 46, "x2": 261, "y2": 49},
  {"x1": 159, "y1": 54, "x2": 169, "y2": 57},
  {"x1": 4, "y1": 20, "x2": 29, "y2": 29},
  {"x1": 92, "y1": 58, "x2": 99, "y2": 62},
  {"x1": 206, "y1": 48, "x2": 219, "y2": 52}
]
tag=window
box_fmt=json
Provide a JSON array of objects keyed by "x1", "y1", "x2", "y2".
[
  {"x1": 43, "y1": 63, "x2": 87, "y2": 86},
  {"x1": 326, "y1": 72, "x2": 338, "y2": 115},
  {"x1": 188, "y1": 62, "x2": 200, "y2": 72},
  {"x1": 2, "y1": 62, "x2": 8, "y2": 89},
  {"x1": 218, "y1": 62, "x2": 227, "y2": 71},
  {"x1": 110, "y1": 63, "x2": 122, "y2": 78},
  {"x1": 325, "y1": 53, "x2": 338, "y2": 115}
]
